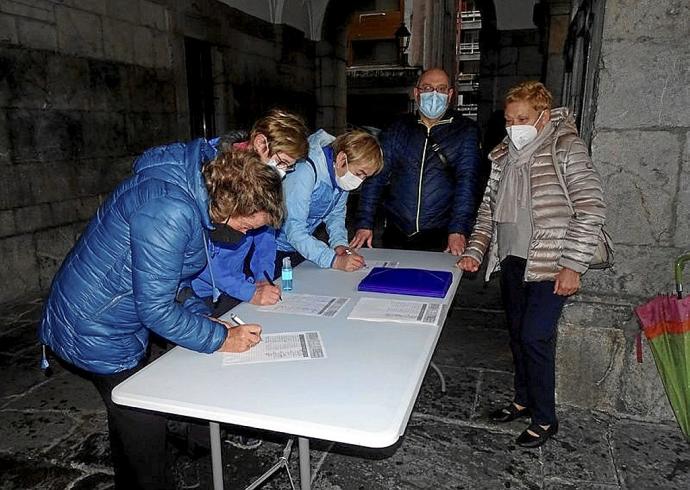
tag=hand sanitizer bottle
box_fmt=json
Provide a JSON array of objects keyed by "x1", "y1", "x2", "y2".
[{"x1": 281, "y1": 257, "x2": 293, "y2": 291}]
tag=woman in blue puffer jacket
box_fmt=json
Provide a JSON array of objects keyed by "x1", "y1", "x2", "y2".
[{"x1": 39, "y1": 146, "x2": 283, "y2": 489}]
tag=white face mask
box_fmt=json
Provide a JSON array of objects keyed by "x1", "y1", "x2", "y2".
[
  {"x1": 336, "y1": 170, "x2": 363, "y2": 191},
  {"x1": 505, "y1": 110, "x2": 545, "y2": 150},
  {"x1": 334, "y1": 155, "x2": 363, "y2": 191},
  {"x1": 266, "y1": 159, "x2": 287, "y2": 179}
]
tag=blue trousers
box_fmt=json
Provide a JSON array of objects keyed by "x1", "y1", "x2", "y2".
[{"x1": 500, "y1": 256, "x2": 566, "y2": 426}]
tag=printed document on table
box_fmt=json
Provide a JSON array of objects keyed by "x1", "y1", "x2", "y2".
[
  {"x1": 257, "y1": 293, "x2": 349, "y2": 317},
  {"x1": 348, "y1": 298, "x2": 443, "y2": 325},
  {"x1": 222, "y1": 331, "x2": 326, "y2": 365}
]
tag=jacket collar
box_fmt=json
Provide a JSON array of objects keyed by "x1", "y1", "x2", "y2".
[
  {"x1": 489, "y1": 106, "x2": 579, "y2": 162},
  {"x1": 322, "y1": 145, "x2": 338, "y2": 188},
  {"x1": 417, "y1": 111, "x2": 455, "y2": 127}
]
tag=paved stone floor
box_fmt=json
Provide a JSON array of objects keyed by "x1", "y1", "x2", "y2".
[{"x1": 1, "y1": 275, "x2": 688, "y2": 489}]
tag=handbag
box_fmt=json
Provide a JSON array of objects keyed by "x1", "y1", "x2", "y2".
[{"x1": 550, "y1": 141, "x2": 614, "y2": 269}]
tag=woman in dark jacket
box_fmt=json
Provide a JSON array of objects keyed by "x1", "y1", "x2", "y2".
[{"x1": 39, "y1": 146, "x2": 284, "y2": 489}]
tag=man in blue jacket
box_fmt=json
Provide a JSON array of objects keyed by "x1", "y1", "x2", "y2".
[
  {"x1": 39, "y1": 147, "x2": 283, "y2": 489},
  {"x1": 350, "y1": 67, "x2": 482, "y2": 255}
]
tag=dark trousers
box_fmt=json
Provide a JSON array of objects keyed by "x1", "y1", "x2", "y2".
[
  {"x1": 500, "y1": 256, "x2": 566, "y2": 426},
  {"x1": 88, "y1": 363, "x2": 172, "y2": 490},
  {"x1": 382, "y1": 224, "x2": 447, "y2": 252}
]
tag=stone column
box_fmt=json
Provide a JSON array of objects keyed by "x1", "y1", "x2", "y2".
[
  {"x1": 555, "y1": 0, "x2": 689, "y2": 421},
  {"x1": 544, "y1": 0, "x2": 571, "y2": 103},
  {"x1": 315, "y1": 40, "x2": 347, "y2": 134}
]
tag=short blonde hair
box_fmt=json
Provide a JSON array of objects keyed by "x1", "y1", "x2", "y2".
[
  {"x1": 203, "y1": 151, "x2": 285, "y2": 228},
  {"x1": 504, "y1": 81, "x2": 553, "y2": 112},
  {"x1": 331, "y1": 130, "x2": 384, "y2": 176},
  {"x1": 249, "y1": 108, "x2": 309, "y2": 160}
]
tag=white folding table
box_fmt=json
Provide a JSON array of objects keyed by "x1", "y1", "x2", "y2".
[{"x1": 112, "y1": 248, "x2": 462, "y2": 489}]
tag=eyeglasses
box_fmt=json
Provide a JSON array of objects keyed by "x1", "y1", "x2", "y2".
[
  {"x1": 273, "y1": 154, "x2": 296, "y2": 174},
  {"x1": 417, "y1": 84, "x2": 450, "y2": 94},
  {"x1": 224, "y1": 214, "x2": 266, "y2": 233}
]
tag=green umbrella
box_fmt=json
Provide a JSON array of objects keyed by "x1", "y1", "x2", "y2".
[{"x1": 635, "y1": 254, "x2": 690, "y2": 440}]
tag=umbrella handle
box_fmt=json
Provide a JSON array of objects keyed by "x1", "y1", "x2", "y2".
[{"x1": 675, "y1": 253, "x2": 690, "y2": 299}]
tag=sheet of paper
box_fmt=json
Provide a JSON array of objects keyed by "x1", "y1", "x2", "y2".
[
  {"x1": 222, "y1": 331, "x2": 326, "y2": 365},
  {"x1": 363, "y1": 260, "x2": 400, "y2": 269},
  {"x1": 347, "y1": 298, "x2": 443, "y2": 325},
  {"x1": 257, "y1": 293, "x2": 349, "y2": 317}
]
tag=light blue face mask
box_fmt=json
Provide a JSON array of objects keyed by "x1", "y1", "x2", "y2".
[{"x1": 418, "y1": 91, "x2": 449, "y2": 119}]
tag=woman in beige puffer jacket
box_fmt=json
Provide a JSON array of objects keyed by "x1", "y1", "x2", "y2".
[{"x1": 458, "y1": 81, "x2": 605, "y2": 448}]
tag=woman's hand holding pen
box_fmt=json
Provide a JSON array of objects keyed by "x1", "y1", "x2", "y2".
[
  {"x1": 250, "y1": 283, "x2": 281, "y2": 305},
  {"x1": 333, "y1": 246, "x2": 366, "y2": 271},
  {"x1": 216, "y1": 318, "x2": 262, "y2": 353}
]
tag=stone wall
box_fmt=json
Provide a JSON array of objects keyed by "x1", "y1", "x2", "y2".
[
  {"x1": 554, "y1": 0, "x2": 689, "y2": 422},
  {"x1": 0, "y1": 0, "x2": 317, "y2": 304}
]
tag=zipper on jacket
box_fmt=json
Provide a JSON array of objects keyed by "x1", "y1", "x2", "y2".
[
  {"x1": 415, "y1": 119, "x2": 453, "y2": 235},
  {"x1": 416, "y1": 130, "x2": 430, "y2": 234},
  {"x1": 524, "y1": 158, "x2": 536, "y2": 282}
]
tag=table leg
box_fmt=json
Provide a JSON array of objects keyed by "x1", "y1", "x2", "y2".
[
  {"x1": 298, "y1": 437, "x2": 311, "y2": 490},
  {"x1": 209, "y1": 421, "x2": 224, "y2": 490}
]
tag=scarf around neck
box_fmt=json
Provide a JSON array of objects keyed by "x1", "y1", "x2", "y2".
[{"x1": 494, "y1": 121, "x2": 555, "y2": 223}]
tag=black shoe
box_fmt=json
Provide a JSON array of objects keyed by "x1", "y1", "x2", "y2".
[
  {"x1": 489, "y1": 403, "x2": 531, "y2": 423},
  {"x1": 516, "y1": 422, "x2": 558, "y2": 448}
]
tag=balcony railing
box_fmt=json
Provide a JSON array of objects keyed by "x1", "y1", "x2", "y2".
[
  {"x1": 457, "y1": 42, "x2": 480, "y2": 55},
  {"x1": 458, "y1": 103, "x2": 478, "y2": 118},
  {"x1": 456, "y1": 73, "x2": 477, "y2": 82},
  {"x1": 456, "y1": 73, "x2": 479, "y2": 91},
  {"x1": 460, "y1": 10, "x2": 482, "y2": 23}
]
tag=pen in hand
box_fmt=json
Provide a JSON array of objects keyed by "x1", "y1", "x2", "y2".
[
  {"x1": 229, "y1": 313, "x2": 245, "y2": 325},
  {"x1": 228, "y1": 314, "x2": 262, "y2": 349},
  {"x1": 263, "y1": 270, "x2": 282, "y2": 301},
  {"x1": 345, "y1": 247, "x2": 367, "y2": 269}
]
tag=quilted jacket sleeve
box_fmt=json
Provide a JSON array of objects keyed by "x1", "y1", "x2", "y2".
[
  {"x1": 129, "y1": 198, "x2": 227, "y2": 353},
  {"x1": 557, "y1": 136, "x2": 606, "y2": 273},
  {"x1": 462, "y1": 178, "x2": 495, "y2": 264},
  {"x1": 448, "y1": 122, "x2": 482, "y2": 236}
]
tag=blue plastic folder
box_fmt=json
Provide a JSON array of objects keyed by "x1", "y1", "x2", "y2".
[{"x1": 357, "y1": 267, "x2": 453, "y2": 298}]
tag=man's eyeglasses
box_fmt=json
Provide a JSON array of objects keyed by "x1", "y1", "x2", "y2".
[{"x1": 417, "y1": 85, "x2": 450, "y2": 94}]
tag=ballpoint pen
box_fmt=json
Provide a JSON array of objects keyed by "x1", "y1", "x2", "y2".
[
  {"x1": 263, "y1": 270, "x2": 282, "y2": 301},
  {"x1": 229, "y1": 313, "x2": 246, "y2": 325},
  {"x1": 229, "y1": 314, "x2": 262, "y2": 348},
  {"x1": 344, "y1": 248, "x2": 367, "y2": 268}
]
